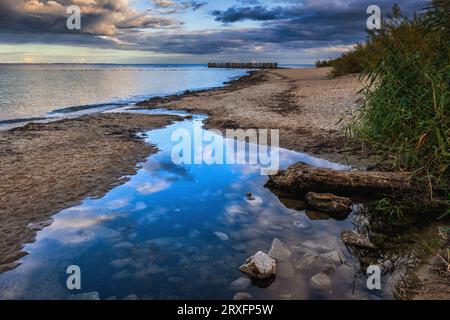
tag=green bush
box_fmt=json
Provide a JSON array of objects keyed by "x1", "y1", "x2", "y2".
[{"x1": 335, "y1": 1, "x2": 449, "y2": 198}]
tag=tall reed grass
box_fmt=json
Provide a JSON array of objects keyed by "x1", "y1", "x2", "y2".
[{"x1": 331, "y1": 1, "x2": 449, "y2": 204}]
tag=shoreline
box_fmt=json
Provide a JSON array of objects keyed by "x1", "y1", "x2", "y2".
[
  {"x1": 0, "y1": 67, "x2": 447, "y2": 299},
  {"x1": 137, "y1": 67, "x2": 381, "y2": 169}
]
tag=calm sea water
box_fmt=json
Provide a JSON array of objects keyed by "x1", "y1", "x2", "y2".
[
  {"x1": 0, "y1": 64, "x2": 248, "y2": 124},
  {"x1": 0, "y1": 110, "x2": 428, "y2": 300}
]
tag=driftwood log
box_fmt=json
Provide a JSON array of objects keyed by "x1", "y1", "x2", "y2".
[{"x1": 265, "y1": 162, "x2": 418, "y2": 197}]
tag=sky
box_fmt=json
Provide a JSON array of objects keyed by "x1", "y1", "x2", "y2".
[{"x1": 0, "y1": 0, "x2": 429, "y2": 64}]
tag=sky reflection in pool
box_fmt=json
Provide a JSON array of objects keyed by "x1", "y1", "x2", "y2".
[{"x1": 0, "y1": 114, "x2": 391, "y2": 300}]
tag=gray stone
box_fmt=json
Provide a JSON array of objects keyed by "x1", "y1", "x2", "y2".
[
  {"x1": 68, "y1": 291, "x2": 100, "y2": 300},
  {"x1": 309, "y1": 272, "x2": 331, "y2": 289},
  {"x1": 268, "y1": 238, "x2": 292, "y2": 261},
  {"x1": 269, "y1": 225, "x2": 284, "y2": 231},
  {"x1": 277, "y1": 262, "x2": 296, "y2": 278},
  {"x1": 302, "y1": 240, "x2": 334, "y2": 253},
  {"x1": 110, "y1": 258, "x2": 134, "y2": 269},
  {"x1": 228, "y1": 277, "x2": 252, "y2": 291},
  {"x1": 306, "y1": 192, "x2": 352, "y2": 214},
  {"x1": 293, "y1": 221, "x2": 308, "y2": 229},
  {"x1": 214, "y1": 232, "x2": 230, "y2": 241},
  {"x1": 341, "y1": 230, "x2": 376, "y2": 249},
  {"x1": 239, "y1": 251, "x2": 276, "y2": 279},
  {"x1": 319, "y1": 250, "x2": 342, "y2": 265},
  {"x1": 231, "y1": 244, "x2": 247, "y2": 252},
  {"x1": 123, "y1": 294, "x2": 139, "y2": 300},
  {"x1": 233, "y1": 292, "x2": 252, "y2": 300}
]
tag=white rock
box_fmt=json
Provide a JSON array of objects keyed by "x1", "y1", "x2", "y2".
[
  {"x1": 268, "y1": 238, "x2": 292, "y2": 261},
  {"x1": 239, "y1": 251, "x2": 276, "y2": 279}
]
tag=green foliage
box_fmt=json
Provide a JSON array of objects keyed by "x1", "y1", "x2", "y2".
[
  {"x1": 328, "y1": 2, "x2": 450, "y2": 201},
  {"x1": 315, "y1": 59, "x2": 333, "y2": 68},
  {"x1": 375, "y1": 198, "x2": 404, "y2": 218}
]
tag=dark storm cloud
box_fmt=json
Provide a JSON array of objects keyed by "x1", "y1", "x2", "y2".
[
  {"x1": 212, "y1": 0, "x2": 427, "y2": 23},
  {"x1": 0, "y1": 0, "x2": 431, "y2": 57},
  {"x1": 0, "y1": 0, "x2": 180, "y2": 37}
]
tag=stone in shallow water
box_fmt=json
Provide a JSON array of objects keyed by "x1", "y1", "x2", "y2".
[
  {"x1": 240, "y1": 251, "x2": 276, "y2": 279},
  {"x1": 110, "y1": 258, "x2": 134, "y2": 269},
  {"x1": 228, "y1": 277, "x2": 252, "y2": 291},
  {"x1": 341, "y1": 230, "x2": 376, "y2": 249},
  {"x1": 277, "y1": 261, "x2": 296, "y2": 278},
  {"x1": 246, "y1": 192, "x2": 255, "y2": 201},
  {"x1": 269, "y1": 225, "x2": 284, "y2": 231},
  {"x1": 309, "y1": 272, "x2": 331, "y2": 290},
  {"x1": 214, "y1": 232, "x2": 230, "y2": 241},
  {"x1": 306, "y1": 192, "x2": 352, "y2": 214},
  {"x1": 293, "y1": 221, "x2": 308, "y2": 229},
  {"x1": 68, "y1": 291, "x2": 100, "y2": 300},
  {"x1": 231, "y1": 244, "x2": 247, "y2": 252},
  {"x1": 233, "y1": 292, "x2": 252, "y2": 300},
  {"x1": 302, "y1": 240, "x2": 334, "y2": 253},
  {"x1": 305, "y1": 210, "x2": 331, "y2": 221},
  {"x1": 319, "y1": 250, "x2": 343, "y2": 265},
  {"x1": 268, "y1": 238, "x2": 292, "y2": 261}
]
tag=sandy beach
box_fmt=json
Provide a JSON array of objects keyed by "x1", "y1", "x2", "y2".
[{"x1": 138, "y1": 67, "x2": 375, "y2": 168}]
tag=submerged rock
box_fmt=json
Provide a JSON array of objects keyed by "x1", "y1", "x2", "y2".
[
  {"x1": 268, "y1": 238, "x2": 292, "y2": 261},
  {"x1": 233, "y1": 292, "x2": 252, "y2": 300},
  {"x1": 305, "y1": 192, "x2": 352, "y2": 214},
  {"x1": 122, "y1": 294, "x2": 139, "y2": 300},
  {"x1": 246, "y1": 192, "x2": 255, "y2": 201},
  {"x1": 68, "y1": 291, "x2": 100, "y2": 300},
  {"x1": 214, "y1": 232, "x2": 230, "y2": 241},
  {"x1": 319, "y1": 250, "x2": 343, "y2": 265},
  {"x1": 309, "y1": 272, "x2": 331, "y2": 290},
  {"x1": 305, "y1": 210, "x2": 331, "y2": 221},
  {"x1": 229, "y1": 277, "x2": 251, "y2": 291},
  {"x1": 239, "y1": 251, "x2": 276, "y2": 279},
  {"x1": 277, "y1": 262, "x2": 296, "y2": 278},
  {"x1": 341, "y1": 230, "x2": 376, "y2": 249}
]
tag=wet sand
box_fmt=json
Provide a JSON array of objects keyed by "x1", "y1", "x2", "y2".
[
  {"x1": 138, "y1": 67, "x2": 377, "y2": 168},
  {"x1": 0, "y1": 113, "x2": 179, "y2": 272}
]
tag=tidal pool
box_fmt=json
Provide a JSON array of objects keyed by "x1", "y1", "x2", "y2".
[{"x1": 0, "y1": 111, "x2": 430, "y2": 300}]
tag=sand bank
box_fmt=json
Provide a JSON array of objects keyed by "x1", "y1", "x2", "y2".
[{"x1": 0, "y1": 113, "x2": 179, "y2": 272}]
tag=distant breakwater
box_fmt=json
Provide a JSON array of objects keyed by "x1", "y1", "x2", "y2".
[{"x1": 208, "y1": 62, "x2": 278, "y2": 69}]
